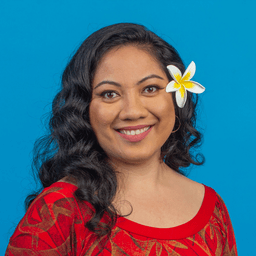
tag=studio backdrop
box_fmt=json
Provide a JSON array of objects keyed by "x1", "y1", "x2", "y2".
[{"x1": 1, "y1": 1, "x2": 255, "y2": 255}]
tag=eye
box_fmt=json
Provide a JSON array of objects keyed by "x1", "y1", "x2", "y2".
[
  {"x1": 143, "y1": 86, "x2": 159, "y2": 94},
  {"x1": 100, "y1": 91, "x2": 118, "y2": 99}
]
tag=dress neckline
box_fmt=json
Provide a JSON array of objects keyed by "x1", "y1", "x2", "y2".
[
  {"x1": 53, "y1": 182, "x2": 216, "y2": 240},
  {"x1": 115, "y1": 184, "x2": 216, "y2": 240}
]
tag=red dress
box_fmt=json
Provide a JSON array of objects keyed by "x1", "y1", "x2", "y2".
[{"x1": 6, "y1": 182, "x2": 238, "y2": 255}]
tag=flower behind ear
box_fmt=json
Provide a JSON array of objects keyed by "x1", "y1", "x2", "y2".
[{"x1": 166, "y1": 61, "x2": 205, "y2": 108}]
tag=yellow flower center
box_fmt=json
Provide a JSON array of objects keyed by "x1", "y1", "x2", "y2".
[
  {"x1": 179, "y1": 84, "x2": 186, "y2": 98},
  {"x1": 183, "y1": 81, "x2": 195, "y2": 89},
  {"x1": 182, "y1": 71, "x2": 191, "y2": 82}
]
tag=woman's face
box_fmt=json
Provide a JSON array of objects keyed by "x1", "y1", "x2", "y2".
[{"x1": 89, "y1": 45, "x2": 175, "y2": 164}]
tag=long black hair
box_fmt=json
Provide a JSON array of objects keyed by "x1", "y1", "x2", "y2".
[{"x1": 26, "y1": 23, "x2": 204, "y2": 239}]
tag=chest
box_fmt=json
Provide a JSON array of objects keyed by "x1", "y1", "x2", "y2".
[
  {"x1": 81, "y1": 224, "x2": 225, "y2": 256},
  {"x1": 114, "y1": 192, "x2": 203, "y2": 228}
]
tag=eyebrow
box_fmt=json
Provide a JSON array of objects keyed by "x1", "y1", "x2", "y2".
[{"x1": 93, "y1": 74, "x2": 164, "y2": 90}]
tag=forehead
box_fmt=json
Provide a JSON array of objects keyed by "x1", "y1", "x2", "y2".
[{"x1": 93, "y1": 45, "x2": 167, "y2": 85}]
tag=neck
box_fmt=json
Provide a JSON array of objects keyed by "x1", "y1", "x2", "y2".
[{"x1": 108, "y1": 152, "x2": 173, "y2": 198}]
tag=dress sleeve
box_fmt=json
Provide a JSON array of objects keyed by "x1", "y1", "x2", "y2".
[
  {"x1": 5, "y1": 186, "x2": 81, "y2": 256},
  {"x1": 215, "y1": 193, "x2": 238, "y2": 256}
]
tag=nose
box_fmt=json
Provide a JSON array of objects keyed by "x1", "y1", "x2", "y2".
[{"x1": 118, "y1": 93, "x2": 148, "y2": 120}]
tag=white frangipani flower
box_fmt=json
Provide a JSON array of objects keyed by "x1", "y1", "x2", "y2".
[{"x1": 166, "y1": 61, "x2": 205, "y2": 108}]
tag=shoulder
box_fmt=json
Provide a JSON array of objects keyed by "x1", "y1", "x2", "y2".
[
  {"x1": 212, "y1": 191, "x2": 232, "y2": 223},
  {"x1": 35, "y1": 181, "x2": 77, "y2": 202},
  {"x1": 215, "y1": 192, "x2": 231, "y2": 215},
  {"x1": 27, "y1": 182, "x2": 80, "y2": 218},
  {"x1": 208, "y1": 190, "x2": 238, "y2": 254},
  {"x1": 34, "y1": 181, "x2": 78, "y2": 206},
  {"x1": 27, "y1": 181, "x2": 95, "y2": 223},
  {"x1": 204, "y1": 187, "x2": 236, "y2": 243},
  {"x1": 212, "y1": 191, "x2": 235, "y2": 232},
  {"x1": 6, "y1": 182, "x2": 95, "y2": 255},
  {"x1": 202, "y1": 185, "x2": 232, "y2": 226}
]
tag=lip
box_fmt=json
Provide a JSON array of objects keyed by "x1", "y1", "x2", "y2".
[{"x1": 116, "y1": 126, "x2": 153, "y2": 142}]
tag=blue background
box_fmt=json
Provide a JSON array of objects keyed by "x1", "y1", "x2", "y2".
[{"x1": 1, "y1": 0, "x2": 255, "y2": 254}]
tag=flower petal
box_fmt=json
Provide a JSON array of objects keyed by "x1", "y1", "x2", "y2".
[
  {"x1": 166, "y1": 80, "x2": 180, "y2": 92},
  {"x1": 182, "y1": 61, "x2": 196, "y2": 81},
  {"x1": 175, "y1": 86, "x2": 187, "y2": 108},
  {"x1": 167, "y1": 65, "x2": 182, "y2": 83},
  {"x1": 183, "y1": 81, "x2": 205, "y2": 94}
]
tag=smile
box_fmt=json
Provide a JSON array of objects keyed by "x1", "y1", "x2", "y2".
[
  {"x1": 119, "y1": 126, "x2": 150, "y2": 135},
  {"x1": 116, "y1": 126, "x2": 153, "y2": 142}
]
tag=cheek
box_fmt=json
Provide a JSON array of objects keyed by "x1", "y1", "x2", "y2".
[
  {"x1": 152, "y1": 94, "x2": 175, "y2": 117},
  {"x1": 89, "y1": 100, "x2": 116, "y2": 134},
  {"x1": 150, "y1": 94, "x2": 176, "y2": 130}
]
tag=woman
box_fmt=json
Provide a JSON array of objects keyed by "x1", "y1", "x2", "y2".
[{"x1": 6, "y1": 23, "x2": 238, "y2": 255}]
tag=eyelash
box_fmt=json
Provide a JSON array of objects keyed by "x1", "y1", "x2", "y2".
[
  {"x1": 100, "y1": 85, "x2": 161, "y2": 99},
  {"x1": 143, "y1": 85, "x2": 160, "y2": 93},
  {"x1": 100, "y1": 91, "x2": 119, "y2": 99}
]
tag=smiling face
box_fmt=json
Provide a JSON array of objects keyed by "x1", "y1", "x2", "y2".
[{"x1": 89, "y1": 45, "x2": 176, "y2": 164}]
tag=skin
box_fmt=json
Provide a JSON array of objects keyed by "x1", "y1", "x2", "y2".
[{"x1": 89, "y1": 45, "x2": 204, "y2": 228}]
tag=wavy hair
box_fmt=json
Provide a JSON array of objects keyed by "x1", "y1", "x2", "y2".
[{"x1": 26, "y1": 23, "x2": 204, "y2": 242}]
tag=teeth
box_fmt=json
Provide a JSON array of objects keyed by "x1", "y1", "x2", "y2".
[
  {"x1": 120, "y1": 126, "x2": 150, "y2": 135},
  {"x1": 135, "y1": 130, "x2": 140, "y2": 135}
]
